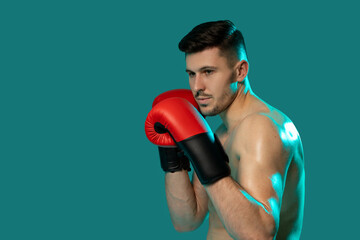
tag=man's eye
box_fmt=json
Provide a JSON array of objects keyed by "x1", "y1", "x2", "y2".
[
  {"x1": 205, "y1": 70, "x2": 213, "y2": 75},
  {"x1": 188, "y1": 72, "x2": 195, "y2": 77}
]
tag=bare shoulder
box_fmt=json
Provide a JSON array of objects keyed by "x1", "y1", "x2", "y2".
[
  {"x1": 236, "y1": 112, "x2": 283, "y2": 141},
  {"x1": 233, "y1": 112, "x2": 292, "y2": 165}
]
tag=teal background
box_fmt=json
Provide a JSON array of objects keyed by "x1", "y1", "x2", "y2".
[{"x1": 1, "y1": 0, "x2": 359, "y2": 239}]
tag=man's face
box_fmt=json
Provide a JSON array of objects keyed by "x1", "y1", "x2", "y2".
[{"x1": 185, "y1": 47, "x2": 239, "y2": 116}]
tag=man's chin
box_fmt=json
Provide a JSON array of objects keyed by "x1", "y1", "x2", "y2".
[{"x1": 199, "y1": 107, "x2": 218, "y2": 117}]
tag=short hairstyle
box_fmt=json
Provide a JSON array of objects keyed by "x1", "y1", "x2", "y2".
[{"x1": 178, "y1": 20, "x2": 248, "y2": 66}]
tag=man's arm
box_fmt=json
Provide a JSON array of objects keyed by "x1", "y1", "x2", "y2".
[
  {"x1": 165, "y1": 169, "x2": 209, "y2": 232},
  {"x1": 204, "y1": 114, "x2": 290, "y2": 240},
  {"x1": 165, "y1": 124, "x2": 226, "y2": 232}
]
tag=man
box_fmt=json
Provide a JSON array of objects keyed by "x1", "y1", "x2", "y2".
[{"x1": 145, "y1": 20, "x2": 304, "y2": 240}]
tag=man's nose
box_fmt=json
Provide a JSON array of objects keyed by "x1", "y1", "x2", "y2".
[{"x1": 193, "y1": 75, "x2": 205, "y2": 92}]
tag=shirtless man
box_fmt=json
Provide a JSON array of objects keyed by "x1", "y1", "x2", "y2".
[{"x1": 145, "y1": 20, "x2": 305, "y2": 239}]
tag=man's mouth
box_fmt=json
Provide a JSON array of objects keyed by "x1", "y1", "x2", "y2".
[{"x1": 196, "y1": 97, "x2": 212, "y2": 105}]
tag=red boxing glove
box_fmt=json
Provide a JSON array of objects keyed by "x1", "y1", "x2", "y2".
[
  {"x1": 152, "y1": 89, "x2": 200, "y2": 111},
  {"x1": 145, "y1": 97, "x2": 230, "y2": 185},
  {"x1": 148, "y1": 89, "x2": 198, "y2": 172},
  {"x1": 145, "y1": 98, "x2": 209, "y2": 144},
  {"x1": 148, "y1": 89, "x2": 200, "y2": 147}
]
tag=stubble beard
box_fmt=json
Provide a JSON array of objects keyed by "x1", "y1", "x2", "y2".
[{"x1": 200, "y1": 88, "x2": 236, "y2": 117}]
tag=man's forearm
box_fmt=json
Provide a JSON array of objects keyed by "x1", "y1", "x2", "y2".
[
  {"x1": 205, "y1": 176, "x2": 276, "y2": 240},
  {"x1": 165, "y1": 170, "x2": 202, "y2": 231}
]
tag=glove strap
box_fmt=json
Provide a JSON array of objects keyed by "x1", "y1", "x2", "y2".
[{"x1": 158, "y1": 147, "x2": 191, "y2": 173}]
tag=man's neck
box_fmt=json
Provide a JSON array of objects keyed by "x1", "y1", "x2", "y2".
[{"x1": 219, "y1": 82, "x2": 260, "y2": 131}]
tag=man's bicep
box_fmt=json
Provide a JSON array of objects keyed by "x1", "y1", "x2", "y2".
[
  {"x1": 237, "y1": 156, "x2": 285, "y2": 222},
  {"x1": 235, "y1": 115, "x2": 290, "y2": 226}
]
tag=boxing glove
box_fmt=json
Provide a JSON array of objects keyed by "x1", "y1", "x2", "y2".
[
  {"x1": 152, "y1": 89, "x2": 200, "y2": 111},
  {"x1": 151, "y1": 89, "x2": 199, "y2": 173},
  {"x1": 145, "y1": 97, "x2": 230, "y2": 185}
]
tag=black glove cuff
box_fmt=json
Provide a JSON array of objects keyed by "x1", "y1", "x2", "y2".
[
  {"x1": 178, "y1": 133, "x2": 230, "y2": 185},
  {"x1": 158, "y1": 147, "x2": 191, "y2": 173}
]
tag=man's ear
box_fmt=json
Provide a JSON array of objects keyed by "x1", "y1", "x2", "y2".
[{"x1": 235, "y1": 60, "x2": 249, "y2": 83}]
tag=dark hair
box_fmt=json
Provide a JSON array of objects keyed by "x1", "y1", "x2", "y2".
[{"x1": 178, "y1": 20, "x2": 247, "y2": 65}]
